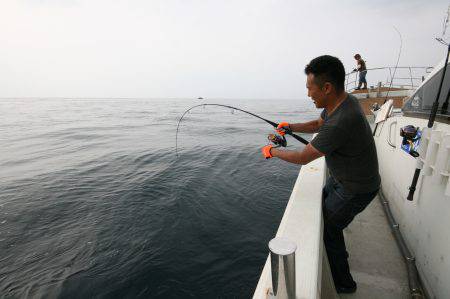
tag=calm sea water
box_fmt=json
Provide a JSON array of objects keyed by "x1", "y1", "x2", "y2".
[{"x1": 0, "y1": 98, "x2": 319, "y2": 298}]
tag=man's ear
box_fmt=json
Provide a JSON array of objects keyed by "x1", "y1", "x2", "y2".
[{"x1": 323, "y1": 82, "x2": 333, "y2": 94}]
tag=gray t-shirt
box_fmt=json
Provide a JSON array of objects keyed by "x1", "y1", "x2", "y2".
[{"x1": 311, "y1": 94, "x2": 380, "y2": 194}]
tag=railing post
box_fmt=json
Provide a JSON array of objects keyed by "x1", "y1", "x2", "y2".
[
  {"x1": 409, "y1": 67, "x2": 414, "y2": 88},
  {"x1": 388, "y1": 67, "x2": 393, "y2": 85},
  {"x1": 268, "y1": 237, "x2": 297, "y2": 299},
  {"x1": 377, "y1": 81, "x2": 382, "y2": 97}
]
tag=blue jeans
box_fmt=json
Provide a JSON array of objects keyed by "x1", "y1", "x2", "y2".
[
  {"x1": 322, "y1": 176, "x2": 378, "y2": 288},
  {"x1": 359, "y1": 70, "x2": 367, "y2": 84}
]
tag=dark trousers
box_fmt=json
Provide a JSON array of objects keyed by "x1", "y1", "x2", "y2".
[
  {"x1": 359, "y1": 70, "x2": 367, "y2": 84},
  {"x1": 322, "y1": 176, "x2": 378, "y2": 288}
]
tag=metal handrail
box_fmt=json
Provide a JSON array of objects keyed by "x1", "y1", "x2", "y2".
[{"x1": 345, "y1": 66, "x2": 433, "y2": 92}]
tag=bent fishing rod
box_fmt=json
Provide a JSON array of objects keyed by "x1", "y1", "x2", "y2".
[{"x1": 175, "y1": 103, "x2": 309, "y2": 157}]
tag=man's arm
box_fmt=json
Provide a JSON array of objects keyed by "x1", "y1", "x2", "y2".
[
  {"x1": 271, "y1": 143, "x2": 324, "y2": 165},
  {"x1": 288, "y1": 117, "x2": 324, "y2": 134}
]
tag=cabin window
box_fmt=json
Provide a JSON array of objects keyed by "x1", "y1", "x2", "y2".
[{"x1": 403, "y1": 66, "x2": 450, "y2": 116}]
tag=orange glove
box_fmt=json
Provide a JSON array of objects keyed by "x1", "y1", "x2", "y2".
[
  {"x1": 276, "y1": 122, "x2": 290, "y2": 136},
  {"x1": 262, "y1": 145, "x2": 274, "y2": 159}
]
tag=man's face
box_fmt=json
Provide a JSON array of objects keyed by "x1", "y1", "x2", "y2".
[{"x1": 306, "y1": 74, "x2": 327, "y2": 108}]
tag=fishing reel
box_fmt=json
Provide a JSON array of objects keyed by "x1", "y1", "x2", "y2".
[
  {"x1": 267, "y1": 133, "x2": 287, "y2": 147},
  {"x1": 400, "y1": 125, "x2": 420, "y2": 158},
  {"x1": 400, "y1": 125, "x2": 419, "y2": 140}
]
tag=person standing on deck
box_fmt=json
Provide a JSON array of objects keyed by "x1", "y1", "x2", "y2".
[
  {"x1": 261, "y1": 55, "x2": 380, "y2": 294},
  {"x1": 353, "y1": 53, "x2": 367, "y2": 90}
]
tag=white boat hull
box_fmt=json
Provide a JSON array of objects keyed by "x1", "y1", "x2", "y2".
[{"x1": 374, "y1": 115, "x2": 450, "y2": 298}]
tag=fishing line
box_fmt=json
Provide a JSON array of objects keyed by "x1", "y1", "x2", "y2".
[
  {"x1": 373, "y1": 26, "x2": 403, "y2": 136},
  {"x1": 175, "y1": 103, "x2": 309, "y2": 157},
  {"x1": 384, "y1": 26, "x2": 403, "y2": 103}
]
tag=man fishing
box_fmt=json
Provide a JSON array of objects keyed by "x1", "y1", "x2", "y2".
[
  {"x1": 262, "y1": 55, "x2": 380, "y2": 294},
  {"x1": 353, "y1": 53, "x2": 368, "y2": 90}
]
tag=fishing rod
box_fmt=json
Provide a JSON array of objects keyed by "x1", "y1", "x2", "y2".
[
  {"x1": 373, "y1": 26, "x2": 403, "y2": 136},
  {"x1": 175, "y1": 103, "x2": 309, "y2": 157},
  {"x1": 384, "y1": 26, "x2": 403, "y2": 104},
  {"x1": 407, "y1": 43, "x2": 450, "y2": 201}
]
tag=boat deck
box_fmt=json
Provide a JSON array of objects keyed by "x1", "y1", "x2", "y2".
[
  {"x1": 252, "y1": 160, "x2": 412, "y2": 299},
  {"x1": 340, "y1": 195, "x2": 410, "y2": 298}
]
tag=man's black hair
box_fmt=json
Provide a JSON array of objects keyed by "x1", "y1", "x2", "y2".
[{"x1": 304, "y1": 55, "x2": 346, "y2": 92}]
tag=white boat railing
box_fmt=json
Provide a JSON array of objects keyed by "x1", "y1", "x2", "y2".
[
  {"x1": 345, "y1": 66, "x2": 433, "y2": 92},
  {"x1": 253, "y1": 157, "x2": 338, "y2": 299}
]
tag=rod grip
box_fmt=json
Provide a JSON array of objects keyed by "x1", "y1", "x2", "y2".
[
  {"x1": 407, "y1": 168, "x2": 421, "y2": 201},
  {"x1": 288, "y1": 132, "x2": 309, "y2": 145}
]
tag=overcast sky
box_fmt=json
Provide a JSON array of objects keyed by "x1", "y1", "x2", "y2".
[{"x1": 1, "y1": 0, "x2": 448, "y2": 99}]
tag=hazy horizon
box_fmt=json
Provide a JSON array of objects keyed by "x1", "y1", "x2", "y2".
[{"x1": 1, "y1": 0, "x2": 449, "y2": 99}]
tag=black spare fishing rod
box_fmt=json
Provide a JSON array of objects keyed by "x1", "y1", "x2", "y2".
[
  {"x1": 175, "y1": 103, "x2": 309, "y2": 157},
  {"x1": 407, "y1": 43, "x2": 450, "y2": 201}
]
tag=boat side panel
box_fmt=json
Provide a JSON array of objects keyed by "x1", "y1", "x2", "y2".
[
  {"x1": 374, "y1": 115, "x2": 450, "y2": 298},
  {"x1": 253, "y1": 157, "x2": 328, "y2": 299}
]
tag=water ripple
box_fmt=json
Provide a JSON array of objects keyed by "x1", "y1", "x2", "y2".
[{"x1": 0, "y1": 98, "x2": 316, "y2": 298}]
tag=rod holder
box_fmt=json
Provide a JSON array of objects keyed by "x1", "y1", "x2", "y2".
[{"x1": 268, "y1": 237, "x2": 297, "y2": 299}]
